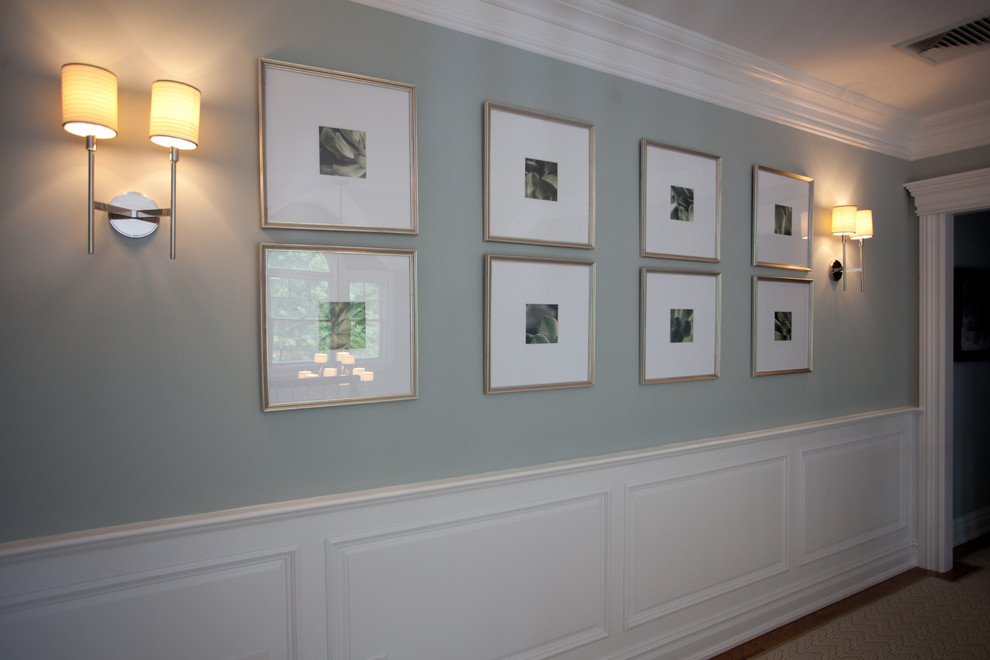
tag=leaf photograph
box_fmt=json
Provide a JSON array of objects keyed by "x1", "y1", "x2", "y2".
[
  {"x1": 319, "y1": 301, "x2": 367, "y2": 350},
  {"x1": 669, "y1": 308, "x2": 694, "y2": 343},
  {"x1": 774, "y1": 311, "x2": 792, "y2": 341},
  {"x1": 525, "y1": 158, "x2": 558, "y2": 201},
  {"x1": 670, "y1": 185, "x2": 694, "y2": 222},
  {"x1": 526, "y1": 303, "x2": 559, "y2": 344},
  {"x1": 774, "y1": 204, "x2": 792, "y2": 236},
  {"x1": 319, "y1": 126, "x2": 367, "y2": 178}
]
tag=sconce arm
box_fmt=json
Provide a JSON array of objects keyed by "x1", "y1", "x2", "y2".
[
  {"x1": 93, "y1": 201, "x2": 171, "y2": 220},
  {"x1": 85, "y1": 147, "x2": 178, "y2": 257},
  {"x1": 827, "y1": 234, "x2": 867, "y2": 292}
]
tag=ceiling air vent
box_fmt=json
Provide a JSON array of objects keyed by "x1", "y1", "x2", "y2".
[{"x1": 894, "y1": 12, "x2": 990, "y2": 64}]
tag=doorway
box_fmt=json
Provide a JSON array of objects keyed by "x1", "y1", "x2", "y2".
[{"x1": 907, "y1": 167, "x2": 990, "y2": 571}]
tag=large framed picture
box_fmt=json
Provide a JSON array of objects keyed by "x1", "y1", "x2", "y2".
[
  {"x1": 752, "y1": 276, "x2": 813, "y2": 376},
  {"x1": 641, "y1": 269, "x2": 721, "y2": 384},
  {"x1": 752, "y1": 165, "x2": 813, "y2": 270},
  {"x1": 260, "y1": 243, "x2": 417, "y2": 410},
  {"x1": 954, "y1": 267, "x2": 990, "y2": 362},
  {"x1": 641, "y1": 140, "x2": 721, "y2": 262},
  {"x1": 484, "y1": 102, "x2": 595, "y2": 248},
  {"x1": 485, "y1": 255, "x2": 595, "y2": 393},
  {"x1": 259, "y1": 59, "x2": 417, "y2": 233}
]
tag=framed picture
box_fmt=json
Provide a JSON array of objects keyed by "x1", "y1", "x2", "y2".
[
  {"x1": 752, "y1": 165, "x2": 813, "y2": 270},
  {"x1": 752, "y1": 276, "x2": 813, "y2": 376},
  {"x1": 485, "y1": 255, "x2": 595, "y2": 393},
  {"x1": 260, "y1": 243, "x2": 417, "y2": 410},
  {"x1": 640, "y1": 269, "x2": 721, "y2": 384},
  {"x1": 641, "y1": 140, "x2": 721, "y2": 261},
  {"x1": 954, "y1": 268, "x2": 990, "y2": 362},
  {"x1": 484, "y1": 102, "x2": 595, "y2": 248},
  {"x1": 259, "y1": 59, "x2": 417, "y2": 233}
]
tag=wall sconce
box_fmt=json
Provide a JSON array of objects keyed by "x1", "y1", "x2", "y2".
[
  {"x1": 62, "y1": 63, "x2": 201, "y2": 259},
  {"x1": 828, "y1": 206, "x2": 874, "y2": 291}
]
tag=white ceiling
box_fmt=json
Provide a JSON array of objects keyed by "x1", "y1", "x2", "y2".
[
  {"x1": 351, "y1": 0, "x2": 990, "y2": 159},
  {"x1": 611, "y1": 0, "x2": 990, "y2": 117}
]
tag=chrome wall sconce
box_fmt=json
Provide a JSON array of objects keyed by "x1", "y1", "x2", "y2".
[
  {"x1": 828, "y1": 205, "x2": 874, "y2": 291},
  {"x1": 62, "y1": 63, "x2": 201, "y2": 259}
]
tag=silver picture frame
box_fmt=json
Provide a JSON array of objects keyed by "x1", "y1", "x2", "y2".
[
  {"x1": 752, "y1": 275, "x2": 813, "y2": 376},
  {"x1": 484, "y1": 102, "x2": 595, "y2": 248},
  {"x1": 259, "y1": 59, "x2": 418, "y2": 234},
  {"x1": 641, "y1": 140, "x2": 721, "y2": 262},
  {"x1": 641, "y1": 268, "x2": 721, "y2": 384},
  {"x1": 260, "y1": 243, "x2": 417, "y2": 410},
  {"x1": 485, "y1": 254, "x2": 595, "y2": 393},
  {"x1": 752, "y1": 165, "x2": 813, "y2": 270}
]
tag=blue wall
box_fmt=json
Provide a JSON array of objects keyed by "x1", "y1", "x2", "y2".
[{"x1": 0, "y1": 0, "x2": 918, "y2": 543}]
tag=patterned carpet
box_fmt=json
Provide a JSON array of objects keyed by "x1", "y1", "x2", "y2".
[{"x1": 751, "y1": 546, "x2": 990, "y2": 659}]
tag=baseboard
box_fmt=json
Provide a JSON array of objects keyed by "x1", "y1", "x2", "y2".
[{"x1": 954, "y1": 505, "x2": 990, "y2": 546}]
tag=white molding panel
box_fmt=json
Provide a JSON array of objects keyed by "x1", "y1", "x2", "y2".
[
  {"x1": 799, "y1": 433, "x2": 910, "y2": 565},
  {"x1": 0, "y1": 409, "x2": 918, "y2": 660},
  {"x1": 625, "y1": 457, "x2": 788, "y2": 630},
  {"x1": 327, "y1": 493, "x2": 609, "y2": 660},
  {"x1": 0, "y1": 548, "x2": 297, "y2": 660}
]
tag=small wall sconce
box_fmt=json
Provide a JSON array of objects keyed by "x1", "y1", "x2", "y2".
[
  {"x1": 828, "y1": 206, "x2": 874, "y2": 291},
  {"x1": 62, "y1": 63, "x2": 201, "y2": 259}
]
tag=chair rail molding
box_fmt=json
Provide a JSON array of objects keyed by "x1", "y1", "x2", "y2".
[{"x1": 906, "y1": 167, "x2": 990, "y2": 572}]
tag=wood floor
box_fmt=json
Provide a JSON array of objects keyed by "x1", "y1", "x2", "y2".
[{"x1": 711, "y1": 535, "x2": 990, "y2": 659}]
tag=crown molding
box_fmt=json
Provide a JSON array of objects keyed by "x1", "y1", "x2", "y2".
[
  {"x1": 352, "y1": 0, "x2": 922, "y2": 158},
  {"x1": 353, "y1": 0, "x2": 990, "y2": 160},
  {"x1": 912, "y1": 99, "x2": 990, "y2": 161}
]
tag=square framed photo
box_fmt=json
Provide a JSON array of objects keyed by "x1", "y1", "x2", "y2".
[
  {"x1": 641, "y1": 269, "x2": 720, "y2": 384},
  {"x1": 752, "y1": 276, "x2": 813, "y2": 376},
  {"x1": 260, "y1": 243, "x2": 417, "y2": 410},
  {"x1": 641, "y1": 140, "x2": 721, "y2": 261},
  {"x1": 752, "y1": 165, "x2": 813, "y2": 270},
  {"x1": 259, "y1": 59, "x2": 417, "y2": 233},
  {"x1": 954, "y1": 268, "x2": 990, "y2": 362},
  {"x1": 484, "y1": 102, "x2": 595, "y2": 248},
  {"x1": 485, "y1": 255, "x2": 595, "y2": 393}
]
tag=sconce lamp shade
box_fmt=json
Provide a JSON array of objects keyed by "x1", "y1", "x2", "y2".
[
  {"x1": 852, "y1": 209, "x2": 873, "y2": 240},
  {"x1": 831, "y1": 205, "x2": 858, "y2": 236},
  {"x1": 149, "y1": 80, "x2": 201, "y2": 150},
  {"x1": 61, "y1": 63, "x2": 118, "y2": 139}
]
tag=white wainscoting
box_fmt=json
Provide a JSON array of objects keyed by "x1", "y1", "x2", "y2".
[{"x1": 0, "y1": 409, "x2": 918, "y2": 660}]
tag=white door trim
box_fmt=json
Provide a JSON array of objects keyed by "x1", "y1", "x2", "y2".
[{"x1": 905, "y1": 167, "x2": 990, "y2": 571}]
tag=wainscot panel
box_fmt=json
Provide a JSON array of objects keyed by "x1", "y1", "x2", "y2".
[{"x1": 0, "y1": 408, "x2": 918, "y2": 660}]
